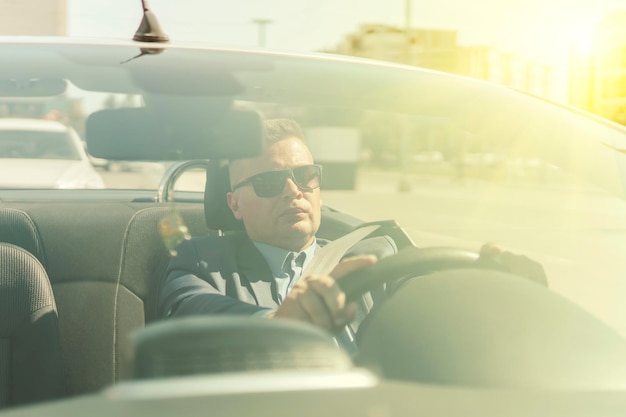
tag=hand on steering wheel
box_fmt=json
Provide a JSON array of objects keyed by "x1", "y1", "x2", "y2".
[{"x1": 337, "y1": 245, "x2": 546, "y2": 302}]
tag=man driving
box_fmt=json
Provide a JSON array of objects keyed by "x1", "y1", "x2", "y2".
[
  {"x1": 158, "y1": 118, "x2": 546, "y2": 340},
  {"x1": 158, "y1": 118, "x2": 389, "y2": 336}
]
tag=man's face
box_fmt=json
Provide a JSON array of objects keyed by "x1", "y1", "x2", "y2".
[{"x1": 227, "y1": 137, "x2": 321, "y2": 251}]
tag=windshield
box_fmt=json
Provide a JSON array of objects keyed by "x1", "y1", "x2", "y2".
[
  {"x1": 1, "y1": 43, "x2": 625, "y2": 331},
  {"x1": 3, "y1": 41, "x2": 626, "y2": 412}
]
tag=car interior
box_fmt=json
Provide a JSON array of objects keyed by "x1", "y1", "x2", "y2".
[
  {"x1": 0, "y1": 103, "x2": 388, "y2": 407},
  {"x1": 4, "y1": 37, "x2": 626, "y2": 416},
  {"x1": 4, "y1": 106, "x2": 626, "y2": 410}
]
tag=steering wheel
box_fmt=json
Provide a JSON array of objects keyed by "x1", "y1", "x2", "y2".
[
  {"x1": 338, "y1": 246, "x2": 495, "y2": 302},
  {"x1": 339, "y1": 245, "x2": 626, "y2": 390}
]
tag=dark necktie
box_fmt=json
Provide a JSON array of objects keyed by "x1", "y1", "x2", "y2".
[
  {"x1": 278, "y1": 252, "x2": 305, "y2": 303},
  {"x1": 282, "y1": 251, "x2": 357, "y2": 355}
]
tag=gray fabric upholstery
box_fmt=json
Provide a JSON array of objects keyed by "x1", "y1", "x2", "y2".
[
  {"x1": 0, "y1": 339, "x2": 9, "y2": 407},
  {"x1": 204, "y1": 161, "x2": 244, "y2": 231},
  {"x1": 0, "y1": 243, "x2": 65, "y2": 408},
  {"x1": 114, "y1": 205, "x2": 211, "y2": 381},
  {"x1": 0, "y1": 202, "x2": 211, "y2": 396},
  {"x1": 0, "y1": 208, "x2": 46, "y2": 267},
  {"x1": 118, "y1": 205, "x2": 212, "y2": 320}
]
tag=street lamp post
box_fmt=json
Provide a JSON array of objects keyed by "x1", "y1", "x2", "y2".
[
  {"x1": 398, "y1": 0, "x2": 413, "y2": 192},
  {"x1": 251, "y1": 19, "x2": 272, "y2": 48}
]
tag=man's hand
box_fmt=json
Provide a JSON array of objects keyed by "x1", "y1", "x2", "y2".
[
  {"x1": 479, "y1": 242, "x2": 548, "y2": 287},
  {"x1": 268, "y1": 255, "x2": 377, "y2": 333}
]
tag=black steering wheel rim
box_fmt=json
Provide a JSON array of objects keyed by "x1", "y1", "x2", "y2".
[{"x1": 338, "y1": 246, "x2": 492, "y2": 302}]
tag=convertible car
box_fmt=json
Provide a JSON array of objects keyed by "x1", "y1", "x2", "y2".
[{"x1": 3, "y1": 8, "x2": 626, "y2": 417}]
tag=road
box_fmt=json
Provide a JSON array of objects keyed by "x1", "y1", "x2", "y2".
[
  {"x1": 323, "y1": 170, "x2": 626, "y2": 336},
  {"x1": 101, "y1": 166, "x2": 626, "y2": 336}
]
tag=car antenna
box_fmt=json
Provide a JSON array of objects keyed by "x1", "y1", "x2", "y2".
[
  {"x1": 133, "y1": 0, "x2": 169, "y2": 42},
  {"x1": 122, "y1": 0, "x2": 169, "y2": 64}
]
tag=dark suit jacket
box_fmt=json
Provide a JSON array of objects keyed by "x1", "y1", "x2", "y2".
[{"x1": 158, "y1": 232, "x2": 396, "y2": 320}]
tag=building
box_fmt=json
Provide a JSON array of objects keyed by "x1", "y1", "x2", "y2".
[
  {"x1": 0, "y1": 0, "x2": 68, "y2": 117},
  {"x1": 457, "y1": 46, "x2": 552, "y2": 97},
  {"x1": 568, "y1": 38, "x2": 594, "y2": 111},
  {"x1": 333, "y1": 24, "x2": 458, "y2": 73},
  {"x1": 332, "y1": 24, "x2": 553, "y2": 98},
  {"x1": 0, "y1": 0, "x2": 66, "y2": 36},
  {"x1": 0, "y1": 1, "x2": 85, "y2": 133},
  {"x1": 568, "y1": 11, "x2": 626, "y2": 122}
]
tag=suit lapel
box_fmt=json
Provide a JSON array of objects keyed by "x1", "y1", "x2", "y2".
[{"x1": 236, "y1": 237, "x2": 280, "y2": 308}]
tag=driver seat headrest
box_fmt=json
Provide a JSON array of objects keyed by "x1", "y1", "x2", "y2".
[{"x1": 204, "y1": 161, "x2": 245, "y2": 232}]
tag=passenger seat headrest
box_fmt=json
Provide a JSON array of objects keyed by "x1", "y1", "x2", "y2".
[{"x1": 204, "y1": 161, "x2": 245, "y2": 232}]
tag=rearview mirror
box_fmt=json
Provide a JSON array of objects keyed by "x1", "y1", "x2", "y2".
[{"x1": 85, "y1": 107, "x2": 265, "y2": 161}]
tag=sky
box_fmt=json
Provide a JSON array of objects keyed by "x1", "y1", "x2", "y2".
[
  {"x1": 68, "y1": 0, "x2": 626, "y2": 59},
  {"x1": 67, "y1": 0, "x2": 626, "y2": 100}
]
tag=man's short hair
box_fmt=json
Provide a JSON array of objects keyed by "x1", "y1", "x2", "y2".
[
  {"x1": 264, "y1": 118, "x2": 306, "y2": 145},
  {"x1": 227, "y1": 118, "x2": 308, "y2": 184}
]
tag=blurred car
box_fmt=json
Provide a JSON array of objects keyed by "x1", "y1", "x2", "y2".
[
  {"x1": 2, "y1": 17, "x2": 626, "y2": 417},
  {"x1": 86, "y1": 152, "x2": 111, "y2": 171},
  {"x1": 0, "y1": 118, "x2": 104, "y2": 188}
]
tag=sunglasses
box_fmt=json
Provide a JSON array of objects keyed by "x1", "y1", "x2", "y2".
[{"x1": 231, "y1": 164, "x2": 323, "y2": 198}]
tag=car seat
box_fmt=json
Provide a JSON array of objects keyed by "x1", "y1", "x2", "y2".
[{"x1": 0, "y1": 243, "x2": 65, "y2": 408}]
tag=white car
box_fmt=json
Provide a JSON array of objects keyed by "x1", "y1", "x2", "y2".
[{"x1": 0, "y1": 118, "x2": 105, "y2": 188}]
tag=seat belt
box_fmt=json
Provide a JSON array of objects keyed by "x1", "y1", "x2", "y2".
[
  {"x1": 302, "y1": 224, "x2": 381, "y2": 277},
  {"x1": 301, "y1": 223, "x2": 381, "y2": 356}
]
